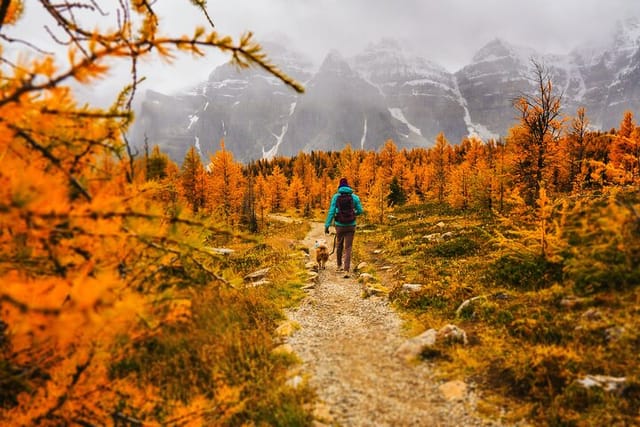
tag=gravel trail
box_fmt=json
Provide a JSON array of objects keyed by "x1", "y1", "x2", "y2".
[{"x1": 285, "y1": 222, "x2": 498, "y2": 427}]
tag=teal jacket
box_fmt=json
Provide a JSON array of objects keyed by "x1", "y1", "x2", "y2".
[{"x1": 325, "y1": 186, "x2": 364, "y2": 228}]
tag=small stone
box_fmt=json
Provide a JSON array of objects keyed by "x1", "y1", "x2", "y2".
[
  {"x1": 355, "y1": 261, "x2": 368, "y2": 271},
  {"x1": 441, "y1": 231, "x2": 454, "y2": 240},
  {"x1": 423, "y1": 233, "x2": 441, "y2": 242},
  {"x1": 245, "y1": 279, "x2": 271, "y2": 288},
  {"x1": 362, "y1": 284, "x2": 386, "y2": 297},
  {"x1": 437, "y1": 324, "x2": 468, "y2": 345},
  {"x1": 244, "y1": 267, "x2": 271, "y2": 282},
  {"x1": 286, "y1": 375, "x2": 304, "y2": 389},
  {"x1": 439, "y1": 380, "x2": 467, "y2": 401},
  {"x1": 208, "y1": 247, "x2": 235, "y2": 255},
  {"x1": 401, "y1": 283, "x2": 423, "y2": 292},
  {"x1": 578, "y1": 375, "x2": 627, "y2": 392},
  {"x1": 395, "y1": 329, "x2": 437, "y2": 361},
  {"x1": 436, "y1": 221, "x2": 446, "y2": 228}
]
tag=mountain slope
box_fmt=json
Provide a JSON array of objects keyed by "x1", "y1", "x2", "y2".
[{"x1": 132, "y1": 18, "x2": 640, "y2": 163}]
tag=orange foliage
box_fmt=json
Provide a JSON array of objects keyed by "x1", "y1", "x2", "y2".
[
  {"x1": 206, "y1": 140, "x2": 246, "y2": 224},
  {"x1": 0, "y1": 1, "x2": 303, "y2": 425}
]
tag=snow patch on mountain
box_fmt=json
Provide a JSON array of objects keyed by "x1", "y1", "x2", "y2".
[
  {"x1": 263, "y1": 101, "x2": 298, "y2": 159},
  {"x1": 210, "y1": 79, "x2": 248, "y2": 90},
  {"x1": 361, "y1": 117, "x2": 368, "y2": 149},
  {"x1": 262, "y1": 123, "x2": 289, "y2": 160},
  {"x1": 388, "y1": 108, "x2": 422, "y2": 136},
  {"x1": 452, "y1": 75, "x2": 499, "y2": 141},
  {"x1": 194, "y1": 136, "x2": 202, "y2": 158},
  {"x1": 187, "y1": 114, "x2": 199, "y2": 130}
]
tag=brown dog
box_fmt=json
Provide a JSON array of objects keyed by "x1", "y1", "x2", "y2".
[{"x1": 315, "y1": 239, "x2": 329, "y2": 270}]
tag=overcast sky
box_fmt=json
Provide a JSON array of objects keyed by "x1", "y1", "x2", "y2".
[{"x1": 5, "y1": 0, "x2": 640, "y2": 101}]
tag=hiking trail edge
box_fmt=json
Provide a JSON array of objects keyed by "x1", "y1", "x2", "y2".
[{"x1": 285, "y1": 221, "x2": 504, "y2": 427}]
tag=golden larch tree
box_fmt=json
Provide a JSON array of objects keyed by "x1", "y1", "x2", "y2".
[{"x1": 207, "y1": 140, "x2": 246, "y2": 225}]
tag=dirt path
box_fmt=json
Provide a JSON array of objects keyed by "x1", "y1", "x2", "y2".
[{"x1": 285, "y1": 222, "x2": 497, "y2": 427}]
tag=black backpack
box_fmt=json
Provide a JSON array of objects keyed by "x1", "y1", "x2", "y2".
[{"x1": 335, "y1": 193, "x2": 356, "y2": 223}]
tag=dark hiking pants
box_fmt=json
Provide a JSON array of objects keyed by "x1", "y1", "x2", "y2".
[{"x1": 336, "y1": 225, "x2": 356, "y2": 272}]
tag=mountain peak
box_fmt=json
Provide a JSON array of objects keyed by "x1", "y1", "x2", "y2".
[
  {"x1": 319, "y1": 49, "x2": 355, "y2": 76},
  {"x1": 471, "y1": 38, "x2": 538, "y2": 67},
  {"x1": 352, "y1": 38, "x2": 449, "y2": 84},
  {"x1": 613, "y1": 16, "x2": 640, "y2": 50}
]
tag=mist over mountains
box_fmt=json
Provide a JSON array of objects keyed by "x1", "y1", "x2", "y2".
[{"x1": 131, "y1": 18, "x2": 640, "y2": 163}]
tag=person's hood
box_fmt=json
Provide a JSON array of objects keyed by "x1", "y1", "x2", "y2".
[{"x1": 338, "y1": 186, "x2": 353, "y2": 194}]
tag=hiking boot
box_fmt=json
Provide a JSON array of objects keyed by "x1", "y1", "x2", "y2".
[
  {"x1": 336, "y1": 266, "x2": 344, "y2": 272},
  {"x1": 343, "y1": 271, "x2": 351, "y2": 278}
]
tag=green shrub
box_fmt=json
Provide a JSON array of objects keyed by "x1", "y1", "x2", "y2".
[
  {"x1": 490, "y1": 254, "x2": 563, "y2": 290},
  {"x1": 425, "y1": 236, "x2": 480, "y2": 258}
]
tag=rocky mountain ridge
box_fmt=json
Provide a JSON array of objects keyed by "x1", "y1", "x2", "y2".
[{"x1": 131, "y1": 18, "x2": 640, "y2": 163}]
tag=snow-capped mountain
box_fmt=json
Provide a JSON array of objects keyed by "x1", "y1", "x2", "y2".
[
  {"x1": 132, "y1": 41, "x2": 313, "y2": 162},
  {"x1": 352, "y1": 39, "x2": 468, "y2": 144},
  {"x1": 277, "y1": 50, "x2": 410, "y2": 155},
  {"x1": 569, "y1": 17, "x2": 640, "y2": 127},
  {"x1": 132, "y1": 18, "x2": 640, "y2": 163}
]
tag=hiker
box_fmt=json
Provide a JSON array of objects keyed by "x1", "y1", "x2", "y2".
[{"x1": 325, "y1": 178, "x2": 364, "y2": 277}]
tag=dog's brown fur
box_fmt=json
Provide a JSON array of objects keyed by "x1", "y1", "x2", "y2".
[{"x1": 315, "y1": 240, "x2": 329, "y2": 269}]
